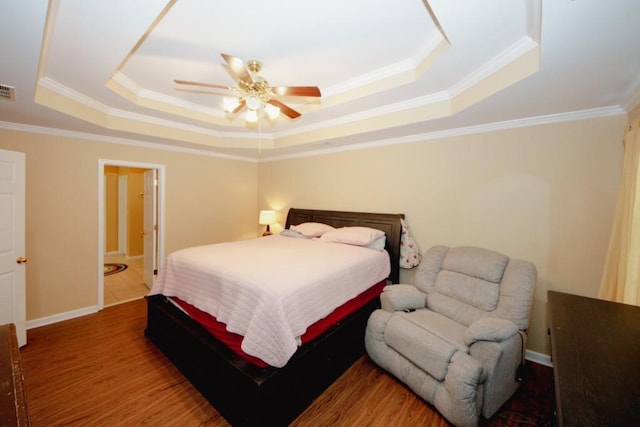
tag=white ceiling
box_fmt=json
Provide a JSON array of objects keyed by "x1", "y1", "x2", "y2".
[{"x1": 1, "y1": 0, "x2": 639, "y2": 161}]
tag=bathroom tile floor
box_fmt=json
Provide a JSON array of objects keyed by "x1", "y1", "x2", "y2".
[{"x1": 104, "y1": 254, "x2": 149, "y2": 306}]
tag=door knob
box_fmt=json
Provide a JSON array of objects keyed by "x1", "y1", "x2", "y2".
[{"x1": 16, "y1": 256, "x2": 28, "y2": 264}]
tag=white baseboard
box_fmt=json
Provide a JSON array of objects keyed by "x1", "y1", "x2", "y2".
[
  {"x1": 525, "y1": 349, "x2": 552, "y2": 367},
  {"x1": 104, "y1": 252, "x2": 143, "y2": 260},
  {"x1": 26, "y1": 305, "x2": 98, "y2": 330}
]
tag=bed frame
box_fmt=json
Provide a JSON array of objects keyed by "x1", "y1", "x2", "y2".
[{"x1": 145, "y1": 208, "x2": 404, "y2": 426}]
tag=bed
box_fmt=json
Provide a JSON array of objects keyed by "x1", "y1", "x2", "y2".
[{"x1": 145, "y1": 208, "x2": 404, "y2": 426}]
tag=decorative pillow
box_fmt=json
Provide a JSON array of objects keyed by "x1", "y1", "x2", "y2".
[
  {"x1": 319, "y1": 226, "x2": 385, "y2": 247},
  {"x1": 290, "y1": 222, "x2": 335, "y2": 237},
  {"x1": 399, "y1": 218, "x2": 421, "y2": 269}
]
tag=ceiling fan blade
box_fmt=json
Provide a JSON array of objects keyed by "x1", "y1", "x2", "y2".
[
  {"x1": 220, "y1": 53, "x2": 253, "y2": 84},
  {"x1": 232, "y1": 99, "x2": 246, "y2": 114},
  {"x1": 174, "y1": 79, "x2": 230, "y2": 91},
  {"x1": 267, "y1": 98, "x2": 301, "y2": 119},
  {"x1": 221, "y1": 64, "x2": 241, "y2": 83},
  {"x1": 271, "y1": 86, "x2": 321, "y2": 98}
]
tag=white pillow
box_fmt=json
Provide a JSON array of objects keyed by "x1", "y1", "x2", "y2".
[
  {"x1": 290, "y1": 222, "x2": 335, "y2": 237},
  {"x1": 367, "y1": 235, "x2": 387, "y2": 251},
  {"x1": 319, "y1": 226, "x2": 385, "y2": 247},
  {"x1": 279, "y1": 229, "x2": 310, "y2": 239}
]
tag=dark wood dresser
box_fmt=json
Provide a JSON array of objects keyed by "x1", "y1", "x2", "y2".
[
  {"x1": 0, "y1": 323, "x2": 30, "y2": 426},
  {"x1": 548, "y1": 291, "x2": 640, "y2": 426}
]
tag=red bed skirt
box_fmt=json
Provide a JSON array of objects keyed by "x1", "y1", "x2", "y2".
[{"x1": 171, "y1": 279, "x2": 386, "y2": 367}]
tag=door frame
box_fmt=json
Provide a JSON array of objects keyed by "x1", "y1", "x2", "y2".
[
  {"x1": 117, "y1": 175, "x2": 127, "y2": 254},
  {"x1": 97, "y1": 159, "x2": 165, "y2": 310},
  {"x1": 142, "y1": 169, "x2": 157, "y2": 288}
]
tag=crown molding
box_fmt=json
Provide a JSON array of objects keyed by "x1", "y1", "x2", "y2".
[
  {"x1": 38, "y1": 76, "x2": 110, "y2": 114},
  {"x1": 448, "y1": 36, "x2": 539, "y2": 98},
  {"x1": 527, "y1": 0, "x2": 543, "y2": 43},
  {"x1": 0, "y1": 120, "x2": 258, "y2": 162},
  {"x1": 1, "y1": 106, "x2": 624, "y2": 164},
  {"x1": 262, "y1": 106, "x2": 626, "y2": 162}
]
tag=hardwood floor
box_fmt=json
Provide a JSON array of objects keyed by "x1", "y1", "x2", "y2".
[{"x1": 20, "y1": 299, "x2": 555, "y2": 426}]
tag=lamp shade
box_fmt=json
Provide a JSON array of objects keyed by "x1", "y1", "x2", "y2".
[
  {"x1": 265, "y1": 103, "x2": 280, "y2": 120},
  {"x1": 245, "y1": 109, "x2": 258, "y2": 123},
  {"x1": 258, "y1": 210, "x2": 277, "y2": 225},
  {"x1": 223, "y1": 97, "x2": 241, "y2": 112}
]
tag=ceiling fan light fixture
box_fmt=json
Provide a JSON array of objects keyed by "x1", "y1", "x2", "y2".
[
  {"x1": 265, "y1": 103, "x2": 280, "y2": 120},
  {"x1": 223, "y1": 97, "x2": 241, "y2": 112},
  {"x1": 175, "y1": 54, "x2": 320, "y2": 124},
  {"x1": 245, "y1": 109, "x2": 259, "y2": 123},
  {"x1": 246, "y1": 94, "x2": 262, "y2": 111}
]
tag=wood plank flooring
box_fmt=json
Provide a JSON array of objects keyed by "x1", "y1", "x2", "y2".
[{"x1": 19, "y1": 298, "x2": 554, "y2": 426}]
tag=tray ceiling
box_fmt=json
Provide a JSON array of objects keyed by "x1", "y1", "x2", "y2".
[{"x1": 2, "y1": 0, "x2": 639, "y2": 160}]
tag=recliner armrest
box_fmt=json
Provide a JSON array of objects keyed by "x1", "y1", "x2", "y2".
[
  {"x1": 464, "y1": 318, "x2": 518, "y2": 346},
  {"x1": 380, "y1": 284, "x2": 427, "y2": 312}
]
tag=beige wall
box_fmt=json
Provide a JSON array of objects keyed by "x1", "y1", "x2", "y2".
[
  {"x1": 0, "y1": 112, "x2": 628, "y2": 358},
  {"x1": 0, "y1": 129, "x2": 258, "y2": 320},
  {"x1": 258, "y1": 115, "x2": 626, "y2": 356},
  {"x1": 104, "y1": 166, "x2": 147, "y2": 256}
]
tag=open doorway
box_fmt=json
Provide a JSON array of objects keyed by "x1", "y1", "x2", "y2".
[
  {"x1": 98, "y1": 159, "x2": 165, "y2": 310},
  {"x1": 104, "y1": 166, "x2": 148, "y2": 305}
]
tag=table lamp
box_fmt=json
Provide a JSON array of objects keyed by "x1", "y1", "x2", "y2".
[{"x1": 259, "y1": 210, "x2": 277, "y2": 236}]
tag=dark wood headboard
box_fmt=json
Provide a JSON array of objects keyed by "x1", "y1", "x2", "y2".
[{"x1": 285, "y1": 208, "x2": 405, "y2": 284}]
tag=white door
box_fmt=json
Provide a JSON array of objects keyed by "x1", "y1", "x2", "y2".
[
  {"x1": 0, "y1": 149, "x2": 26, "y2": 346},
  {"x1": 143, "y1": 169, "x2": 157, "y2": 288}
]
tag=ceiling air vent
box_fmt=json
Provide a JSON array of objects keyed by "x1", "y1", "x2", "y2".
[{"x1": 0, "y1": 84, "x2": 16, "y2": 101}]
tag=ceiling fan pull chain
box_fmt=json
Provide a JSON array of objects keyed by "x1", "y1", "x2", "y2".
[{"x1": 258, "y1": 114, "x2": 262, "y2": 156}]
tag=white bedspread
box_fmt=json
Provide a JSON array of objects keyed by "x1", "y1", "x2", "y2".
[{"x1": 150, "y1": 234, "x2": 390, "y2": 367}]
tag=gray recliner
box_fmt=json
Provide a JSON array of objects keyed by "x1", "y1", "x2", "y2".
[{"x1": 365, "y1": 245, "x2": 536, "y2": 427}]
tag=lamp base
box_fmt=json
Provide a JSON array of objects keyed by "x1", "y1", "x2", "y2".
[{"x1": 262, "y1": 224, "x2": 272, "y2": 237}]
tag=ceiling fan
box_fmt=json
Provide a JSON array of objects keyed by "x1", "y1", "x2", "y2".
[{"x1": 174, "y1": 53, "x2": 321, "y2": 122}]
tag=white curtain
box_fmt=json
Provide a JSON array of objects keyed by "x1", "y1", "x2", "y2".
[{"x1": 599, "y1": 118, "x2": 640, "y2": 305}]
